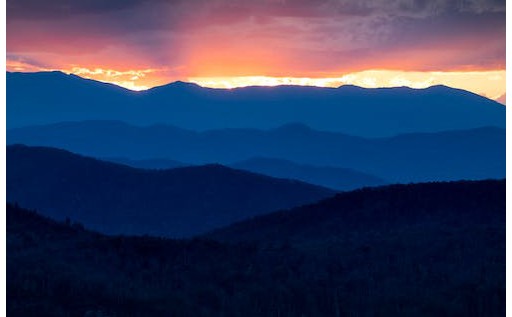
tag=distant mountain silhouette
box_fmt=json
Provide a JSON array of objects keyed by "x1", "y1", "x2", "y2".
[
  {"x1": 8, "y1": 179, "x2": 505, "y2": 316},
  {"x1": 7, "y1": 145, "x2": 333, "y2": 237},
  {"x1": 8, "y1": 71, "x2": 505, "y2": 137},
  {"x1": 208, "y1": 179, "x2": 505, "y2": 243},
  {"x1": 97, "y1": 156, "x2": 383, "y2": 190},
  {"x1": 231, "y1": 157, "x2": 385, "y2": 190},
  {"x1": 8, "y1": 120, "x2": 505, "y2": 183}
]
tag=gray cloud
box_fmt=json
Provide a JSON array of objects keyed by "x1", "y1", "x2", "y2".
[{"x1": 7, "y1": 0, "x2": 506, "y2": 20}]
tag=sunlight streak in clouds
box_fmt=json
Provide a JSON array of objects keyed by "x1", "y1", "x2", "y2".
[{"x1": 7, "y1": 0, "x2": 505, "y2": 97}]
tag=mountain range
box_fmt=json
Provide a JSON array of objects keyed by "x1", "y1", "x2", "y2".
[
  {"x1": 8, "y1": 120, "x2": 505, "y2": 183},
  {"x1": 8, "y1": 179, "x2": 505, "y2": 316},
  {"x1": 7, "y1": 70, "x2": 506, "y2": 316},
  {"x1": 100, "y1": 157, "x2": 384, "y2": 191},
  {"x1": 7, "y1": 71, "x2": 505, "y2": 137},
  {"x1": 7, "y1": 145, "x2": 333, "y2": 237}
]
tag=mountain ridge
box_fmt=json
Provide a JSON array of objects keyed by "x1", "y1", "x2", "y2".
[
  {"x1": 8, "y1": 120, "x2": 505, "y2": 183},
  {"x1": 208, "y1": 179, "x2": 505, "y2": 243},
  {"x1": 7, "y1": 144, "x2": 334, "y2": 237},
  {"x1": 231, "y1": 157, "x2": 386, "y2": 191},
  {"x1": 6, "y1": 71, "x2": 497, "y2": 97},
  {"x1": 8, "y1": 71, "x2": 504, "y2": 136}
]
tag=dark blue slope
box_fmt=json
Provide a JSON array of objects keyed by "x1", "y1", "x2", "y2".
[
  {"x1": 230, "y1": 157, "x2": 386, "y2": 191},
  {"x1": 7, "y1": 71, "x2": 135, "y2": 128}
]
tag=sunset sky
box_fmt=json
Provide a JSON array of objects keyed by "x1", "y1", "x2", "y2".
[{"x1": 6, "y1": 0, "x2": 506, "y2": 101}]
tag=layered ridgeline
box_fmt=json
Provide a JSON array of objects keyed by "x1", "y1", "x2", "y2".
[
  {"x1": 102, "y1": 157, "x2": 187, "y2": 170},
  {"x1": 8, "y1": 179, "x2": 505, "y2": 317},
  {"x1": 99, "y1": 157, "x2": 385, "y2": 191},
  {"x1": 230, "y1": 158, "x2": 385, "y2": 191},
  {"x1": 208, "y1": 179, "x2": 505, "y2": 243},
  {"x1": 7, "y1": 145, "x2": 333, "y2": 237},
  {"x1": 8, "y1": 120, "x2": 505, "y2": 183},
  {"x1": 7, "y1": 71, "x2": 505, "y2": 137}
]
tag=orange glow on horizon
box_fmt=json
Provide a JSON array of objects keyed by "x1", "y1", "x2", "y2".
[
  {"x1": 188, "y1": 70, "x2": 506, "y2": 100},
  {"x1": 6, "y1": 63, "x2": 506, "y2": 101}
]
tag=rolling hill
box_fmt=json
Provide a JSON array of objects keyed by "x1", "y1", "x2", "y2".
[
  {"x1": 98, "y1": 156, "x2": 384, "y2": 191},
  {"x1": 8, "y1": 71, "x2": 505, "y2": 137},
  {"x1": 102, "y1": 157, "x2": 187, "y2": 170},
  {"x1": 8, "y1": 179, "x2": 505, "y2": 316},
  {"x1": 8, "y1": 120, "x2": 506, "y2": 183},
  {"x1": 7, "y1": 145, "x2": 333, "y2": 237},
  {"x1": 208, "y1": 179, "x2": 505, "y2": 243},
  {"x1": 230, "y1": 157, "x2": 385, "y2": 190}
]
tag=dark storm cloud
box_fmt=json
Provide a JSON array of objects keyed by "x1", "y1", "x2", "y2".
[
  {"x1": 7, "y1": 0, "x2": 171, "y2": 19},
  {"x1": 8, "y1": 0, "x2": 506, "y2": 20},
  {"x1": 8, "y1": 0, "x2": 506, "y2": 38}
]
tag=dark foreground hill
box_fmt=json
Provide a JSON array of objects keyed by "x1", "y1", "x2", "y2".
[
  {"x1": 7, "y1": 179, "x2": 505, "y2": 317},
  {"x1": 208, "y1": 179, "x2": 505, "y2": 243},
  {"x1": 8, "y1": 121, "x2": 506, "y2": 183},
  {"x1": 7, "y1": 145, "x2": 333, "y2": 237},
  {"x1": 7, "y1": 71, "x2": 505, "y2": 137}
]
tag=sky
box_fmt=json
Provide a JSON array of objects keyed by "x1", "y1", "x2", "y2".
[{"x1": 6, "y1": 0, "x2": 506, "y2": 101}]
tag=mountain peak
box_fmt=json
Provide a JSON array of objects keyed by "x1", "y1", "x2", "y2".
[
  {"x1": 337, "y1": 84, "x2": 366, "y2": 90},
  {"x1": 426, "y1": 84, "x2": 451, "y2": 90},
  {"x1": 273, "y1": 123, "x2": 313, "y2": 133},
  {"x1": 150, "y1": 80, "x2": 202, "y2": 92},
  {"x1": 171, "y1": 80, "x2": 198, "y2": 87}
]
